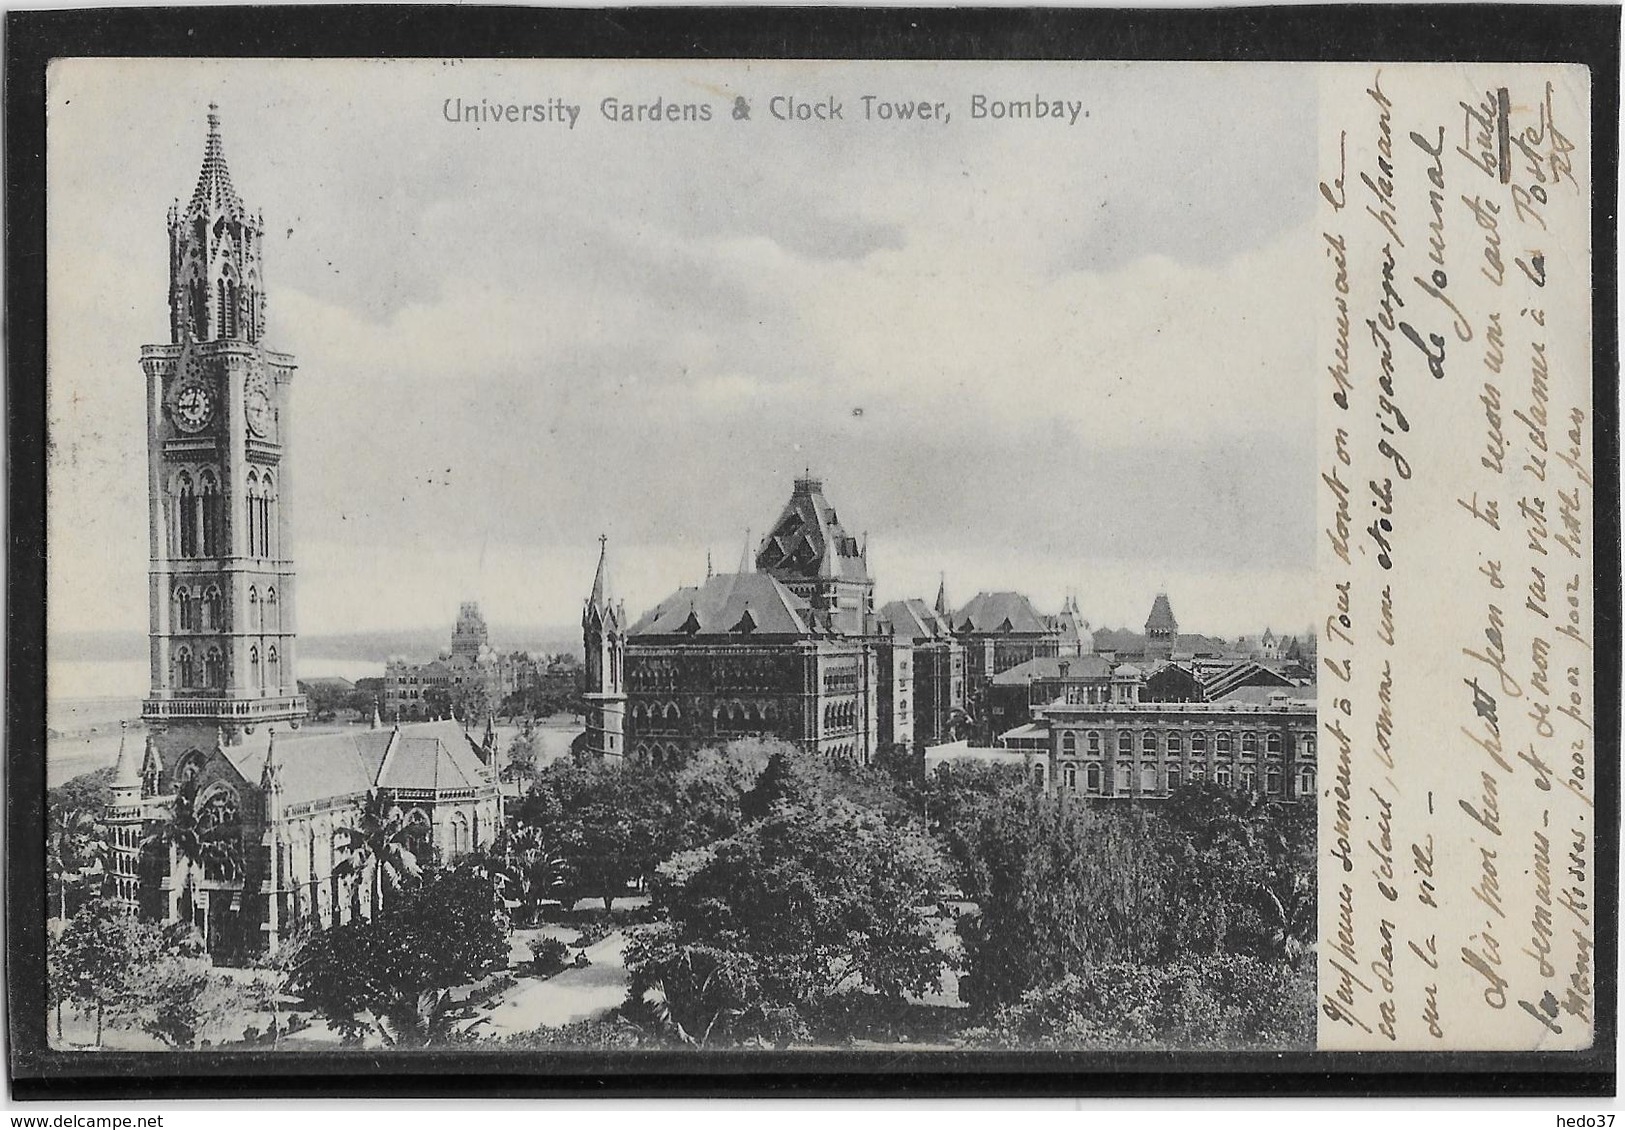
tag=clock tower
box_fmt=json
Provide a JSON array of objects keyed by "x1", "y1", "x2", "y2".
[{"x1": 141, "y1": 105, "x2": 305, "y2": 764}]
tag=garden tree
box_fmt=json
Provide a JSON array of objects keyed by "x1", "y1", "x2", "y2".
[
  {"x1": 464, "y1": 826, "x2": 568, "y2": 924},
  {"x1": 51, "y1": 898, "x2": 206, "y2": 1047},
  {"x1": 872, "y1": 741, "x2": 924, "y2": 793},
  {"x1": 626, "y1": 775, "x2": 950, "y2": 1042},
  {"x1": 142, "y1": 780, "x2": 243, "y2": 933},
  {"x1": 332, "y1": 791, "x2": 424, "y2": 916},
  {"x1": 662, "y1": 739, "x2": 773, "y2": 851},
  {"x1": 962, "y1": 954, "x2": 1316, "y2": 1051},
  {"x1": 46, "y1": 926, "x2": 67, "y2": 1042},
  {"x1": 499, "y1": 729, "x2": 539, "y2": 786},
  {"x1": 48, "y1": 767, "x2": 113, "y2": 821},
  {"x1": 289, "y1": 867, "x2": 509, "y2": 1044},
  {"x1": 920, "y1": 758, "x2": 1030, "y2": 884},
  {"x1": 511, "y1": 758, "x2": 672, "y2": 911},
  {"x1": 954, "y1": 788, "x2": 1187, "y2": 1012},
  {"x1": 1159, "y1": 783, "x2": 1317, "y2": 960},
  {"x1": 47, "y1": 805, "x2": 104, "y2": 920}
]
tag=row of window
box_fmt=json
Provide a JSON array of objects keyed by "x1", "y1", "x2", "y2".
[
  {"x1": 822, "y1": 699, "x2": 859, "y2": 732},
  {"x1": 181, "y1": 264, "x2": 260, "y2": 343},
  {"x1": 1058, "y1": 729, "x2": 1315, "y2": 758},
  {"x1": 1057, "y1": 759, "x2": 1317, "y2": 796},
  {"x1": 822, "y1": 666, "x2": 860, "y2": 693},
  {"x1": 171, "y1": 643, "x2": 280, "y2": 691},
  {"x1": 172, "y1": 583, "x2": 280, "y2": 632},
  {"x1": 168, "y1": 470, "x2": 279, "y2": 560}
]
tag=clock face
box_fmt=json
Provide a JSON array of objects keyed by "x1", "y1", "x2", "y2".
[
  {"x1": 174, "y1": 384, "x2": 214, "y2": 432},
  {"x1": 245, "y1": 385, "x2": 273, "y2": 438}
]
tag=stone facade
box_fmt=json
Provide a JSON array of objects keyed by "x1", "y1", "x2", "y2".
[
  {"x1": 1036, "y1": 682, "x2": 1317, "y2": 802},
  {"x1": 140, "y1": 105, "x2": 306, "y2": 769},
  {"x1": 586, "y1": 478, "x2": 891, "y2": 766},
  {"x1": 109, "y1": 108, "x2": 501, "y2": 960}
]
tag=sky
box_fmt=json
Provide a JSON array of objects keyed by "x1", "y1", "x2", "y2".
[{"x1": 46, "y1": 58, "x2": 1319, "y2": 644}]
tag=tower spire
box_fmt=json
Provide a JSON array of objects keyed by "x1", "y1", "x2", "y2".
[
  {"x1": 589, "y1": 533, "x2": 611, "y2": 608},
  {"x1": 935, "y1": 572, "x2": 949, "y2": 618},
  {"x1": 112, "y1": 720, "x2": 140, "y2": 790}
]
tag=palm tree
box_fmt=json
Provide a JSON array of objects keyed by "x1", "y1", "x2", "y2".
[
  {"x1": 332, "y1": 792, "x2": 422, "y2": 918},
  {"x1": 47, "y1": 807, "x2": 104, "y2": 920},
  {"x1": 142, "y1": 781, "x2": 243, "y2": 935}
]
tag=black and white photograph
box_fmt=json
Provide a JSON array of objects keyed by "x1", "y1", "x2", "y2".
[
  {"x1": 14, "y1": 17, "x2": 1609, "y2": 1095},
  {"x1": 41, "y1": 56, "x2": 1322, "y2": 1056}
]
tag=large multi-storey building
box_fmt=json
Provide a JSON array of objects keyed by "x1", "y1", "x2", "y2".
[
  {"x1": 106, "y1": 108, "x2": 499, "y2": 960},
  {"x1": 1037, "y1": 680, "x2": 1317, "y2": 802},
  {"x1": 584, "y1": 477, "x2": 887, "y2": 765}
]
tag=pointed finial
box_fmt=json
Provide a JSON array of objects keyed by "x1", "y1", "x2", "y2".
[
  {"x1": 706, "y1": 549, "x2": 713, "y2": 580},
  {"x1": 207, "y1": 101, "x2": 220, "y2": 130},
  {"x1": 738, "y1": 527, "x2": 752, "y2": 575},
  {"x1": 216, "y1": 725, "x2": 226, "y2": 751},
  {"x1": 590, "y1": 533, "x2": 612, "y2": 607}
]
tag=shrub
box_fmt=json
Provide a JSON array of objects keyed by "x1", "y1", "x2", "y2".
[
  {"x1": 963, "y1": 954, "x2": 1315, "y2": 1051},
  {"x1": 529, "y1": 936, "x2": 571, "y2": 977},
  {"x1": 573, "y1": 918, "x2": 613, "y2": 949}
]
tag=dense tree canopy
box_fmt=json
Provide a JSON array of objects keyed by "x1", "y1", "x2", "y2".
[
  {"x1": 625, "y1": 747, "x2": 949, "y2": 1045},
  {"x1": 288, "y1": 867, "x2": 509, "y2": 1043}
]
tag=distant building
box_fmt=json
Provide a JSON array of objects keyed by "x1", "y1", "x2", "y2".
[
  {"x1": 877, "y1": 588, "x2": 966, "y2": 748},
  {"x1": 1144, "y1": 591, "x2": 1179, "y2": 660},
  {"x1": 383, "y1": 601, "x2": 523, "y2": 722}
]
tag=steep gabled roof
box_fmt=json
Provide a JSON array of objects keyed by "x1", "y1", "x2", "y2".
[
  {"x1": 378, "y1": 719, "x2": 488, "y2": 793},
  {"x1": 1146, "y1": 592, "x2": 1179, "y2": 633},
  {"x1": 629, "y1": 572, "x2": 813, "y2": 638},
  {"x1": 754, "y1": 476, "x2": 870, "y2": 585},
  {"x1": 221, "y1": 718, "x2": 490, "y2": 808},
  {"x1": 878, "y1": 598, "x2": 953, "y2": 642},
  {"x1": 955, "y1": 591, "x2": 1051, "y2": 635}
]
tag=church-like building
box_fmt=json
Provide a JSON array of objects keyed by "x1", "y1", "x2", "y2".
[{"x1": 105, "y1": 108, "x2": 499, "y2": 960}]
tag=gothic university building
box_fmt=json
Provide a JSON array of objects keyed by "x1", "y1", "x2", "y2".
[{"x1": 106, "y1": 109, "x2": 499, "y2": 959}]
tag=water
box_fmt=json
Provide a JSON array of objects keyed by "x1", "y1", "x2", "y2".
[{"x1": 42, "y1": 659, "x2": 581, "y2": 789}]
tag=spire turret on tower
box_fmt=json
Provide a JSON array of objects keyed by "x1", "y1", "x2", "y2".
[
  {"x1": 168, "y1": 104, "x2": 266, "y2": 344},
  {"x1": 582, "y1": 536, "x2": 627, "y2": 759}
]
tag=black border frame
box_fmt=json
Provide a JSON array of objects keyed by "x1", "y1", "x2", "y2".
[{"x1": 6, "y1": 3, "x2": 1619, "y2": 1100}]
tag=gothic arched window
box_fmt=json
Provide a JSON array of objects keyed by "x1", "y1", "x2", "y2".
[
  {"x1": 260, "y1": 474, "x2": 276, "y2": 558},
  {"x1": 176, "y1": 473, "x2": 197, "y2": 558},
  {"x1": 203, "y1": 647, "x2": 224, "y2": 689},
  {"x1": 203, "y1": 586, "x2": 223, "y2": 632},
  {"x1": 264, "y1": 588, "x2": 277, "y2": 632},
  {"x1": 249, "y1": 645, "x2": 261, "y2": 690},
  {"x1": 198, "y1": 470, "x2": 222, "y2": 557},
  {"x1": 267, "y1": 646, "x2": 279, "y2": 691},
  {"x1": 175, "y1": 646, "x2": 195, "y2": 688},
  {"x1": 248, "y1": 586, "x2": 259, "y2": 634},
  {"x1": 245, "y1": 471, "x2": 260, "y2": 557},
  {"x1": 175, "y1": 585, "x2": 194, "y2": 631}
]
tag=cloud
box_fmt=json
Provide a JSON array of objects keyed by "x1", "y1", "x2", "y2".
[{"x1": 45, "y1": 58, "x2": 1321, "y2": 643}]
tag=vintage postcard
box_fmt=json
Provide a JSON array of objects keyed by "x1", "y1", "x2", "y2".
[{"x1": 16, "y1": 31, "x2": 1609, "y2": 1092}]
